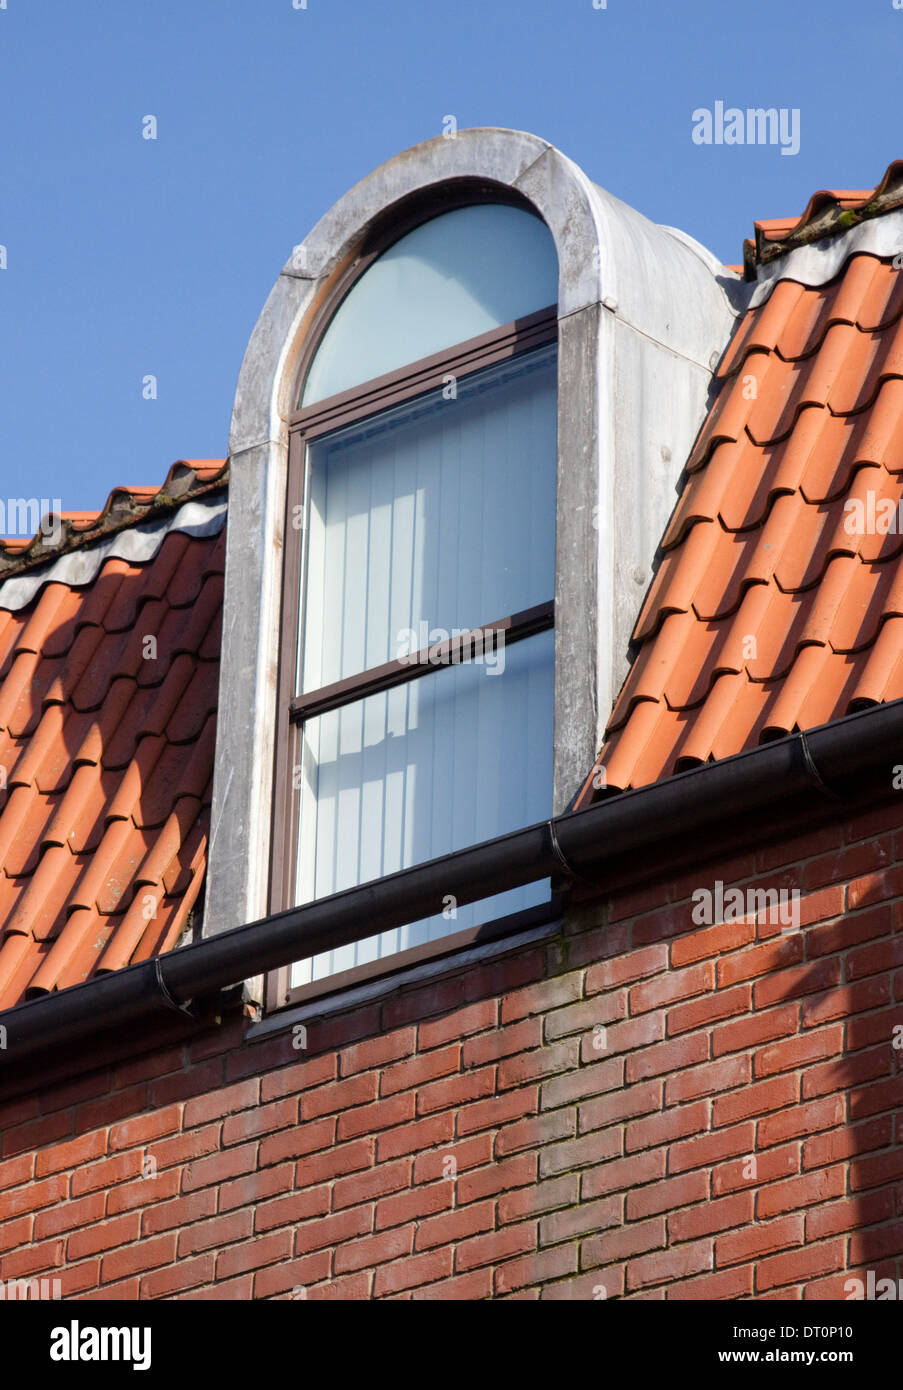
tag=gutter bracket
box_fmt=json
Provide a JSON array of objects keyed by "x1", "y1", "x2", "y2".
[
  {"x1": 547, "y1": 818, "x2": 599, "y2": 888},
  {"x1": 798, "y1": 730, "x2": 843, "y2": 803},
  {"x1": 153, "y1": 957, "x2": 199, "y2": 1020}
]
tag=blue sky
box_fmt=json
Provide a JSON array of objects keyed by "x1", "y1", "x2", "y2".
[{"x1": 0, "y1": 0, "x2": 900, "y2": 517}]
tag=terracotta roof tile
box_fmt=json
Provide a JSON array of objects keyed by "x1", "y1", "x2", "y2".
[
  {"x1": 0, "y1": 461, "x2": 228, "y2": 577},
  {"x1": 633, "y1": 519, "x2": 722, "y2": 642},
  {"x1": 27, "y1": 906, "x2": 113, "y2": 996},
  {"x1": 103, "y1": 734, "x2": 169, "y2": 827},
  {"x1": 721, "y1": 258, "x2": 903, "y2": 372},
  {"x1": 102, "y1": 654, "x2": 199, "y2": 765},
  {"x1": 744, "y1": 162, "x2": 903, "y2": 271},
  {"x1": 164, "y1": 662, "x2": 219, "y2": 743},
  {"x1": 5, "y1": 844, "x2": 90, "y2": 941},
  {"x1": 0, "y1": 467, "x2": 226, "y2": 1004},
  {"x1": 0, "y1": 932, "x2": 44, "y2": 1010},
  {"x1": 0, "y1": 784, "x2": 42, "y2": 872},
  {"x1": 4, "y1": 790, "x2": 60, "y2": 877},
  {"x1": 134, "y1": 798, "x2": 203, "y2": 890},
  {"x1": 590, "y1": 240, "x2": 903, "y2": 799},
  {"x1": 163, "y1": 816, "x2": 208, "y2": 898},
  {"x1": 130, "y1": 723, "x2": 216, "y2": 829},
  {"x1": 0, "y1": 651, "x2": 41, "y2": 735},
  {"x1": 46, "y1": 763, "x2": 121, "y2": 856}
]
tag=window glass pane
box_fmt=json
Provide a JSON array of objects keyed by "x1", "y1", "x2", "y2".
[
  {"x1": 301, "y1": 204, "x2": 558, "y2": 406},
  {"x1": 291, "y1": 628, "x2": 554, "y2": 986},
  {"x1": 299, "y1": 345, "x2": 557, "y2": 693}
]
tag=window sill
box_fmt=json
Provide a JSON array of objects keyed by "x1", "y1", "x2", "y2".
[{"x1": 246, "y1": 913, "x2": 561, "y2": 1043}]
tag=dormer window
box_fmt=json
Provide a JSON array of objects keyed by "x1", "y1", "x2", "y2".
[
  {"x1": 206, "y1": 130, "x2": 737, "y2": 1016},
  {"x1": 271, "y1": 201, "x2": 560, "y2": 997}
]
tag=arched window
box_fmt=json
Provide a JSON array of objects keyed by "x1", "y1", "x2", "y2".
[{"x1": 272, "y1": 200, "x2": 561, "y2": 994}]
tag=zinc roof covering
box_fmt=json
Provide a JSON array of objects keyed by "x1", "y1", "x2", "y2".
[
  {"x1": 589, "y1": 189, "x2": 903, "y2": 801},
  {"x1": 0, "y1": 463, "x2": 226, "y2": 1008}
]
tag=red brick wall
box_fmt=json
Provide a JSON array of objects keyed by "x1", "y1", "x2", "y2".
[{"x1": 1, "y1": 803, "x2": 901, "y2": 1300}]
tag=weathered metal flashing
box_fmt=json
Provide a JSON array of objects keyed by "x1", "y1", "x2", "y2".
[{"x1": 0, "y1": 461, "x2": 228, "y2": 582}]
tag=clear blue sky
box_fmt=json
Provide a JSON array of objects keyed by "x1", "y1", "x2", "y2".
[{"x1": 1, "y1": 0, "x2": 900, "y2": 516}]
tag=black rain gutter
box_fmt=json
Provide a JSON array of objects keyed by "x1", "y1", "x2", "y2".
[{"x1": 2, "y1": 698, "x2": 901, "y2": 1071}]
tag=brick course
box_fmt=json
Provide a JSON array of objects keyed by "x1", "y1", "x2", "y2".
[{"x1": 1, "y1": 806, "x2": 901, "y2": 1300}]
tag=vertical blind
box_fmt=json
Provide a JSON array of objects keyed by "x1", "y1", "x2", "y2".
[{"x1": 293, "y1": 345, "x2": 557, "y2": 985}]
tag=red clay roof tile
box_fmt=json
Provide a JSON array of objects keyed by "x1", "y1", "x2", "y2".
[
  {"x1": 27, "y1": 906, "x2": 112, "y2": 997},
  {"x1": 0, "y1": 461, "x2": 227, "y2": 577},
  {"x1": 0, "y1": 467, "x2": 225, "y2": 1004},
  {"x1": 591, "y1": 237, "x2": 903, "y2": 800},
  {"x1": 102, "y1": 654, "x2": 199, "y2": 765},
  {"x1": 46, "y1": 763, "x2": 121, "y2": 856},
  {"x1": 0, "y1": 931, "x2": 44, "y2": 1010},
  {"x1": 744, "y1": 163, "x2": 903, "y2": 272}
]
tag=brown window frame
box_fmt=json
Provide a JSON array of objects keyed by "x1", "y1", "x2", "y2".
[{"x1": 268, "y1": 273, "x2": 559, "y2": 1012}]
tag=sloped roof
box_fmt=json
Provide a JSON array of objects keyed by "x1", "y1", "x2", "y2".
[
  {"x1": 3, "y1": 165, "x2": 903, "y2": 1005},
  {"x1": 0, "y1": 459, "x2": 227, "y2": 572},
  {"x1": 589, "y1": 183, "x2": 903, "y2": 798},
  {"x1": 744, "y1": 161, "x2": 903, "y2": 270},
  {"x1": 0, "y1": 464, "x2": 226, "y2": 1008}
]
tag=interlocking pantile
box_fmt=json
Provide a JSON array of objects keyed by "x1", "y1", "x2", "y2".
[
  {"x1": 582, "y1": 164, "x2": 903, "y2": 804},
  {"x1": 0, "y1": 465, "x2": 226, "y2": 1008}
]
